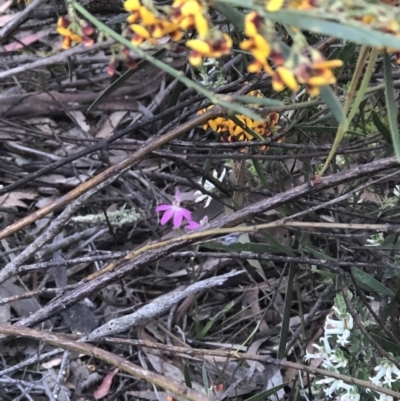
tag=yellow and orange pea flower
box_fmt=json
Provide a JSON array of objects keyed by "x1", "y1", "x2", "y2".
[
  {"x1": 170, "y1": 0, "x2": 209, "y2": 37},
  {"x1": 57, "y1": 16, "x2": 94, "y2": 50},
  {"x1": 125, "y1": 1, "x2": 184, "y2": 46},
  {"x1": 186, "y1": 34, "x2": 232, "y2": 66},
  {"x1": 199, "y1": 101, "x2": 281, "y2": 152}
]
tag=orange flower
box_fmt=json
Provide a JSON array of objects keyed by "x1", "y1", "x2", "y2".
[{"x1": 198, "y1": 103, "x2": 281, "y2": 153}]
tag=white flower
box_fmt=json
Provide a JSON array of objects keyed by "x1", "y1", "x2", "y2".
[
  {"x1": 371, "y1": 361, "x2": 391, "y2": 387},
  {"x1": 324, "y1": 310, "x2": 353, "y2": 346},
  {"x1": 375, "y1": 393, "x2": 394, "y2": 401},
  {"x1": 366, "y1": 232, "x2": 384, "y2": 246},
  {"x1": 336, "y1": 329, "x2": 352, "y2": 347},
  {"x1": 316, "y1": 378, "x2": 343, "y2": 397},
  {"x1": 329, "y1": 350, "x2": 348, "y2": 369},
  {"x1": 193, "y1": 169, "x2": 226, "y2": 208},
  {"x1": 371, "y1": 360, "x2": 400, "y2": 389},
  {"x1": 338, "y1": 385, "x2": 360, "y2": 401}
]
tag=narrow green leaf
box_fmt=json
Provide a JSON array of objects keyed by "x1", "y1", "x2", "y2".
[
  {"x1": 383, "y1": 51, "x2": 400, "y2": 160},
  {"x1": 202, "y1": 240, "x2": 279, "y2": 255},
  {"x1": 197, "y1": 301, "x2": 235, "y2": 339},
  {"x1": 212, "y1": 2, "x2": 244, "y2": 31},
  {"x1": 234, "y1": 95, "x2": 283, "y2": 107},
  {"x1": 161, "y1": 79, "x2": 184, "y2": 127},
  {"x1": 106, "y1": 13, "x2": 129, "y2": 25},
  {"x1": 278, "y1": 264, "x2": 295, "y2": 359},
  {"x1": 319, "y1": 86, "x2": 346, "y2": 126},
  {"x1": 183, "y1": 363, "x2": 193, "y2": 389},
  {"x1": 351, "y1": 267, "x2": 394, "y2": 296},
  {"x1": 269, "y1": 10, "x2": 400, "y2": 49},
  {"x1": 382, "y1": 286, "x2": 400, "y2": 324},
  {"x1": 252, "y1": 159, "x2": 269, "y2": 188},
  {"x1": 371, "y1": 333, "x2": 400, "y2": 355},
  {"x1": 244, "y1": 383, "x2": 287, "y2": 401},
  {"x1": 217, "y1": 98, "x2": 263, "y2": 122},
  {"x1": 371, "y1": 110, "x2": 392, "y2": 144}
]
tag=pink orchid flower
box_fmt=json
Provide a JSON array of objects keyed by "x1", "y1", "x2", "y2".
[
  {"x1": 185, "y1": 220, "x2": 200, "y2": 230},
  {"x1": 155, "y1": 191, "x2": 192, "y2": 229}
]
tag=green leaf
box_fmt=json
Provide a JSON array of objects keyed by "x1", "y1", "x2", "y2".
[
  {"x1": 304, "y1": 245, "x2": 336, "y2": 261},
  {"x1": 278, "y1": 264, "x2": 295, "y2": 358},
  {"x1": 244, "y1": 383, "x2": 287, "y2": 401},
  {"x1": 202, "y1": 240, "x2": 280, "y2": 255},
  {"x1": 269, "y1": 10, "x2": 400, "y2": 49},
  {"x1": 382, "y1": 286, "x2": 400, "y2": 324},
  {"x1": 252, "y1": 159, "x2": 269, "y2": 188},
  {"x1": 371, "y1": 110, "x2": 392, "y2": 144},
  {"x1": 371, "y1": 333, "x2": 400, "y2": 355},
  {"x1": 183, "y1": 363, "x2": 193, "y2": 389},
  {"x1": 319, "y1": 86, "x2": 346, "y2": 126},
  {"x1": 197, "y1": 301, "x2": 235, "y2": 340},
  {"x1": 88, "y1": 48, "x2": 167, "y2": 111},
  {"x1": 383, "y1": 51, "x2": 400, "y2": 160},
  {"x1": 234, "y1": 95, "x2": 283, "y2": 107},
  {"x1": 351, "y1": 267, "x2": 394, "y2": 296},
  {"x1": 161, "y1": 79, "x2": 184, "y2": 127},
  {"x1": 217, "y1": 98, "x2": 264, "y2": 122},
  {"x1": 212, "y1": 2, "x2": 244, "y2": 31}
]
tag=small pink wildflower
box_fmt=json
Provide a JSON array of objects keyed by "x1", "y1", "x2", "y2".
[
  {"x1": 155, "y1": 191, "x2": 192, "y2": 229},
  {"x1": 185, "y1": 220, "x2": 200, "y2": 230},
  {"x1": 185, "y1": 215, "x2": 208, "y2": 231}
]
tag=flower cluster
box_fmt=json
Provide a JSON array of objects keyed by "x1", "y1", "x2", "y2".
[
  {"x1": 124, "y1": 0, "x2": 183, "y2": 47},
  {"x1": 155, "y1": 190, "x2": 200, "y2": 230},
  {"x1": 123, "y1": 0, "x2": 232, "y2": 67},
  {"x1": 56, "y1": 16, "x2": 94, "y2": 50},
  {"x1": 199, "y1": 89, "x2": 281, "y2": 151},
  {"x1": 240, "y1": 12, "x2": 343, "y2": 97},
  {"x1": 370, "y1": 359, "x2": 400, "y2": 391},
  {"x1": 305, "y1": 298, "x2": 360, "y2": 400}
]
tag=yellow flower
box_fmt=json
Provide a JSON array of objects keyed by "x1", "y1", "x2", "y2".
[
  {"x1": 244, "y1": 12, "x2": 263, "y2": 37},
  {"x1": 186, "y1": 33, "x2": 232, "y2": 66},
  {"x1": 124, "y1": 0, "x2": 140, "y2": 12},
  {"x1": 266, "y1": 0, "x2": 285, "y2": 12},
  {"x1": 171, "y1": 0, "x2": 209, "y2": 37},
  {"x1": 130, "y1": 24, "x2": 153, "y2": 46},
  {"x1": 139, "y1": 6, "x2": 157, "y2": 25},
  {"x1": 272, "y1": 67, "x2": 300, "y2": 92}
]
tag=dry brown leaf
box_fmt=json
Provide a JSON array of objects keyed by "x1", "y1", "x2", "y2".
[
  {"x1": 96, "y1": 111, "x2": 128, "y2": 138},
  {"x1": 93, "y1": 368, "x2": 119, "y2": 399},
  {"x1": 0, "y1": 189, "x2": 38, "y2": 208}
]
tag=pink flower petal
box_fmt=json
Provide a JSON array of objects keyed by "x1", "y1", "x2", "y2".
[
  {"x1": 179, "y1": 208, "x2": 192, "y2": 221},
  {"x1": 175, "y1": 190, "x2": 181, "y2": 204},
  {"x1": 173, "y1": 210, "x2": 183, "y2": 228},
  {"x1": 160, "y1": 209, "x2": 174, "y2": 225},
  {"x1": 185, "y1": 220, "x2": 200, "y2": 230},
  {"x1": 155, "y1": 204, "x2": 171, "y2": 212}
]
